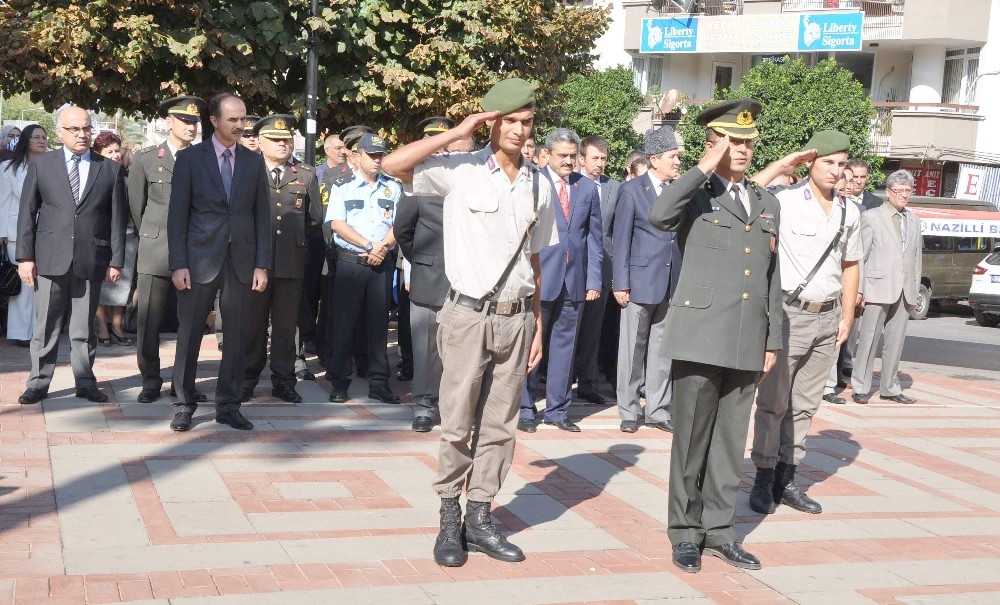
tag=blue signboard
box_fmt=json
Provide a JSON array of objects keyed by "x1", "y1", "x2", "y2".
[
  {"x1": 797, "y1": 12, "x2": 863, "y2": 51},
  {"x1": 642, "y1": 17, "x2": 699, "y2": 53}
]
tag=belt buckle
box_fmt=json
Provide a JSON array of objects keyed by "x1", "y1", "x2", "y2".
[
  {"x1": 806, "y1": 301, "x2": 821, "y2": 313},
  {"x1": 496, "y1": 300, "x2": 514, "y2": 316}
]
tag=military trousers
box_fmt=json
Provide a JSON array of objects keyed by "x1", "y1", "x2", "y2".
[
  {"x1": 135, "y1": 272, "x2": 174, "y2": 391},
  {"x1": 433, "y1": 297, "x2": 534, "y2": 502},
  {"x1": 667, "y1": 360, "x2": 757, "y2": 548},
  {"x1": 243, "y1": 276, "x2": 303, "y2": 389},
  {"x1": 752, "y1": 302, "x2": 839, "y2": 468}
]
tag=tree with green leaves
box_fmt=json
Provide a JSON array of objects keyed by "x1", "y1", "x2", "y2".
[
  {"x1": 548, "y1": 66, "x2": 644, "y2": 177},
  {"x1": 676, "y1": 58, "x2": 882, "y2": 185},
  {"x1": 0, "y1": 0, "x2": 609, "y2": 143}
]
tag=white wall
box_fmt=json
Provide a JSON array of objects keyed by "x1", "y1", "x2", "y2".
[
  {"x1": 872, "y1": 49, "x2": 911, "y2": 102},
  {"x1": 974, "y1": 0, "x2": 1000, "y2": 159},
  {"x1": 593, "y1": 1, "x2": 633, "y2": 70}
]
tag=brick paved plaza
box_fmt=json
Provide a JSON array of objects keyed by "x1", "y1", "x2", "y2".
[{"x1": 2, "y1": 337, "x2": 1000, "y2": 604}]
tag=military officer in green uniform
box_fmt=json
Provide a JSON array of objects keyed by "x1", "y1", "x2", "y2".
[
  {"x1": 649, "y1": 98, "x2": 782, "y2": 574},
  {"x1": 240, "y1": 115, "x2": 323, "y2": 403},
  {"x1": 129, "y1": 96, "x2": 208, "y2": 403}
]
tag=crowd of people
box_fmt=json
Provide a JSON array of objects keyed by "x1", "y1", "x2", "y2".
[{"x1": 0, "y1": 80, "x2": 922, "y2": 572}]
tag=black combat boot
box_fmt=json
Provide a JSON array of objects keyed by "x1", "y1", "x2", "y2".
[
  {"x1": 464, "y1": 500, "x2": 525, "y2": 562},
  {"x1": 748, "y1": 467, "x2": 778, "y2": 515},
  {"x1": 433, "y1": 497, "x2": 467, "y2": 567},
  {"x1": 776, "y1": 463, "x2": 822, "y2": 514}
]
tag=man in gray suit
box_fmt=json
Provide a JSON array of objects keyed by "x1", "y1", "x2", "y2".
[
  {"x1": 851, "y1": 169, "x2": 921, "y2": 404},
  {"x1": 130, "y1": 96, "x2": 207, "y2": 403},
  {"x1": 649, "y1": 99, "x2": 782, "y2": 574},
  {"x1": 612, "y1": 125, "x2": 682, "y2": 433},
  {"x1": 575, "y1": 136, "x2": 620, "y2": 402},
  {"x1": 167, "y1": 92, "x2": 271, "y2": 432},
  {"x1": 16, "y1": 106, "x2": 127, "y2": 405}
]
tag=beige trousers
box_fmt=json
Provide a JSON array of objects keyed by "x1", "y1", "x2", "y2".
[
  {"x1": 752, "y1": 301, "x2": 840, "y2": 468},
  {"x1": 432, "y1": 298, "x2": 534, "y2": 502}
]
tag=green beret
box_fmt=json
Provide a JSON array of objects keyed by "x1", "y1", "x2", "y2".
[
  {"x1": 804, "y1": 130, "x2": 851, "y2": 157},
  {"x1": 482, "y1": 78, "x2": 536, "y2": 115}
]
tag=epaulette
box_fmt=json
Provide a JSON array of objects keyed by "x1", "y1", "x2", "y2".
[
  {"x1": 382, "y1": 174, "x2": 401, "y2": 184},
  {"x1": 332, "y1": 172, "x2": 355, "y2": 187},
  {"x1": 137, "y1": 145, "x2": 160, "y2": 155},
  {"x1": 748, "y1": 180, "x2": 763, "y2": 199}
]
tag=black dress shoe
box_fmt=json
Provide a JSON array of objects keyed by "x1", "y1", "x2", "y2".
[
  {"x1": 412, "y1": 416, "x2": 434, "y2": 433},
  {"x1": 646, "y1": 419, "x2": 673, "y2": 432},
  {"x1": 170, "y1": 411, "x2": 193, "y2": 432},
  {"x1": 137, "y1": 388, "x2": 160, "y2": 403},
  {"x1": 672, "y1": 542, "x2": 702, "y2": 573},
  {"x1": 368, "y1": 387, "x2": 401, "y2": 404},
  {"x1": 329, "y1": 390, "x2": 349, "y2": 403},
  {"x1": 543, "y1": 418, "x2": 581, "y2": 432},
  {"x1": 13, "y1": 339, "x2": 30, "y2": 348},
  {"x1": 169, "y1": 387, "x2": 207, "y2": 402},
  {"x1": 620, "y1": 420, "x2": 639, "y2": 433},
  {"x1": 216, "y1": 410, "x2": 254, "y2": 430},
  {"x1": 577, "y1": 390, "x2": 610, "y2": 405},
  {"x1": 822, "y1": 393, "x2": 846, "y2": 404},
  {"x1": 240, "y1": 386, "x2": 254, "y2": 403},
  {"x1": 703, "y1": 542, "x2": 761, "y2": 570},
  {"x1": 396, "y1": 368, "x2": 414, "y2": 382},
  {"x1": 852, "y1": 393, "x2": 871, "y2": 404},
  {"x1": 880, "y1": 393, "x2": 916, "y2": 404},
  {"x1": 781, "y1": 482, "x2": 823, "y2": 514},
  {"x1": 295, "y1": 369, "x2": 316, "y2": 381},
  {"x1": 75, "y1": 386, "x2": 108, "y2": 402},
  {"x1": 272, "y1": 383, "x2": 302, "y2": 403},
  {"x1": 18, "y1": 388, "x2": 47, "y2": 405},
  {"x1": 516, "y1": 418, "x2": 537, "y2": 433}
]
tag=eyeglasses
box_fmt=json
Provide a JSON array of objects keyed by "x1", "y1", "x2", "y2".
[
  {"x1": 61, "y1": 126, "x2": 94, "y2": 135},
  {"x1": 888, "y1": 188, "x2": 912, "y2": 197}
]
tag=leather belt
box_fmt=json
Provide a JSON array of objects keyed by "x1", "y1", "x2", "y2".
[
  {"x1": 447, "y1": 289, "x2": 531, "y2": 316},
  {"x1": 784, "y1": 296, "x2": 839, "y2": 314},
  {"x1": 336, "y1": 250, "x2": 369, "y2": 265}
]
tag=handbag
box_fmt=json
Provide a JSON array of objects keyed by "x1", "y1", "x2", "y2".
[{"x1": 0, "y1": 245, "x2": 22, "y2": 297}]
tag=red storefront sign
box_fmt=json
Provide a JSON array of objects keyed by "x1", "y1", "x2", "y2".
[{"x1": 909, "y1": 168, "x2": 942, "y2": 197}]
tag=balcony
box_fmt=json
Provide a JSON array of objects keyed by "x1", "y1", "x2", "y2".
[
  {"x1": 624, "y1": 0, "x2": 744, "y2": 16},
  {"x1": 871, "y1": 102, "x2": 983, "y2": 162},
  {"x1": 781, "y1": 0, "x2": 903, "y2": 40}
]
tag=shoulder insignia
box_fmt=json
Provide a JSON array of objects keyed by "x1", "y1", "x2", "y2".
[
  {"x1": 333, "y1": 173, "x2": 355, "y2": 187},
  {"x1": 137, "y1": 145, "x2": 159, "y2": 156}
]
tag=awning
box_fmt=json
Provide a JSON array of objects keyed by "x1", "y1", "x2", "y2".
[{"x1": 911, "y1": 207, "x2": 1000, "y2": 237}]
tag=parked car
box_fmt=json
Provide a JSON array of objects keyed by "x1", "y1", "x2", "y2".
[{"x1": 968, "y1": 246, "x2": 1000, "y2": 327}]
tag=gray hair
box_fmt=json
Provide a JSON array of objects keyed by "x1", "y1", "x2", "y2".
[
  {"x1": 543, "y1": 128, "x2": 580, "y2": 151},
  {"x1": 885, "y1": 169, "x2": 915, "y2": 190},
  {"x1": 846, "y1": 158, "x2": 870, "y2": 173}
]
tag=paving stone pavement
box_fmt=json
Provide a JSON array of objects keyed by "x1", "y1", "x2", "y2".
[{"x1": 2, "y1": 335, "x2": 1000, "y2": 604}]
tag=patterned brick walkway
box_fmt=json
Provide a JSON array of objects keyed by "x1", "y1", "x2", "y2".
[{"x1": 2, "y1": 335, "x2": 1000, "y2": 604}]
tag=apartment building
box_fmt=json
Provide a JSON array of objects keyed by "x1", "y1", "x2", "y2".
[{"x1": 598, "y1": 0, "x2": 999, "y2": 204}]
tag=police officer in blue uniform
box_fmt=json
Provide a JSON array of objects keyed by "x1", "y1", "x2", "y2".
[{"x1": 324, "y1": 133, "x2": 401, "y2": 404}]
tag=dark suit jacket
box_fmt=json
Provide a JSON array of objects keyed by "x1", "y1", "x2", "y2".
[
  {"x1": 394, "y1": 193, "x2": 450, "y2": 308},
  {"x1": 167, "y1": 140, "x2": 271, "y2": 284},
  {"x1": 595, "y1": 174, "x2": 621, "y2": 289},
  {"x1": 16, "y1": 148, "x2": 126, "y2": 281},
  {"x1": 538, "y1": 170, "x2": 603, "y2": 303},
  {"x1": 861, "y1": 190, "x2": 883, "y2": 211},
  {"x1": 129, "y1": 142, "x2": 175, "y2": 276},
  {"x1": 267, "y1": 161, "x2": 323, "y2": 279},
  {"x1": 612, "y1": 173, "x2": 681, "y2": 306}
]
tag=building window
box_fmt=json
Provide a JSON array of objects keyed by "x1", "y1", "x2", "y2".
[
  {"x1": 714, "y1": 62, "x2": 736, "y2": 97},
  {"x1": 943, "y1": 47, "x2": 981, "y2": 105},
  {"x1": 632, "y1": 56, "x2": 664, "y2": 94}
]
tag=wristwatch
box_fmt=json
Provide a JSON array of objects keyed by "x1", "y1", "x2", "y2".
[{"x1": 365, "y1": 241, "x2": 374, "y2": 252}]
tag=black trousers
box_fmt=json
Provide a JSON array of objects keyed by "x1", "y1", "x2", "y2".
[
  {"x1": 325, "y1": 254, "x2": 393, "y2": 391},
  {"x1": 172, "y1": 252, "x2": 250, "y2": 414},
  {"x1": 396, "y1": 270, "x2": 412, "y2": 373},
  {"x1": 135, "y1": 272, "x2": 174, "y2": 391},
  {"x1": 298, "y1": 231, "x2": 325, "y2": 345},
  {"x1": 244, "y1": 276, "x2": 303, "y2": 389}
]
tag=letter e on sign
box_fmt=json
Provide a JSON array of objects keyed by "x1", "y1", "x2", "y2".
[{"x1": 957, "y1": 165, "x2": 985, "y2": 200}]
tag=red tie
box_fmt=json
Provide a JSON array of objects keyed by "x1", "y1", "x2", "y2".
[{"x1": 559, "y1": 178, "x2": 570, "y2": 221}]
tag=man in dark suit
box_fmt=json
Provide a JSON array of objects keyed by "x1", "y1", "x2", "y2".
[
  {"x1": 846, "y1": 158, "x2": 883, "y2": 210},
  {"x1": 130, "y1": 96, "x2": 207, "y2": 403},
  {"x1": 16, "y1": 106, "x2": 127, "y2": 405},
  {"x1": 518, "y1": 128, "x2": 602, "y2": 433},
  {"x1": 575, "y1": 135, "x2": 620, "y2": 402},
  {"x1": 612, "y1": 125, "x2": 683, "y2": 433},
  {"x1": 241, "y1": 115, "x2": 323, "y2": 404},
  {"x1": 167, "y1": 92, "x2": 271, "y2": 432},
  {"x1": 649, "y1": 99, "x2": 782, "y2": 573}
]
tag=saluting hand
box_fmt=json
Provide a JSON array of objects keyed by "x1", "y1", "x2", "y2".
[
  {"x1": 454, "y1": 111, "x2": 501, "y2": 139},
  {"x1": 696, "y1": 135, "x2": 730, "y2": 176}
]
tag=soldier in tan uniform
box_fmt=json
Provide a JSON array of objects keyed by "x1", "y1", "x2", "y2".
[
  {"x1": 649, "y1": 99, "x2": 782, "y2": 574},
  {"x1": 129, "y1": 96, "x2": 207, "y2": 403},
  {"x1": 382, "y1": 79, "x2": 558, "y2": 568},
  {"x1": 241, "y1": 115, "x2": 324, "y2": 404}
]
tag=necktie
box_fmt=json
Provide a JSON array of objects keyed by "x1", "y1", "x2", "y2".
[
  {"x1": 733, "y1": 183, "x2": 751, "y2": 216},
  {"x1": 221, "y1": 148, "x2": 233, "y2": 200},
  {"x1": 559, "y1": 178, "x2": 570, "y2": 221},
  {"x1": 272, "y1": 167, "x2": 282, "y2": 189},
  {"x1": 69, "y1": 153, "x2": 82, "y2": 205},
  {"x1": 892, "y1": 212, "x2": 903, "y2": 243}
]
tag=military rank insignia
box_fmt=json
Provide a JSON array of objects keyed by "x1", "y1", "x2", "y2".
[
  {"x1": 384, "y1": 207, "x2": 392, "y2": 219},
  {"x1": 383, "y1": 187, "x2": 392, "y2": 198},
  {"x1": 157, "y1": 148, "x2": 165, "y2": 158}
]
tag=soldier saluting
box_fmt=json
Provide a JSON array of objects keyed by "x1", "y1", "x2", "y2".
[{"x1": 649, "y1": 98, "x2": 782, "y2": 574}]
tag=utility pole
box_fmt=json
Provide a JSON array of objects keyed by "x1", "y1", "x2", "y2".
[{"x1": 304, "y1": 0, "x2": 319, "y2": 165}]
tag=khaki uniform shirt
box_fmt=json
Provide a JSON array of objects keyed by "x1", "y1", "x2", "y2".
[
  {"x1": 408, "y1": 146, "x2": 558, "y2": 301},
  {"x1": 776, "y1": 181, "x2": 862, "y2": 302}
]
